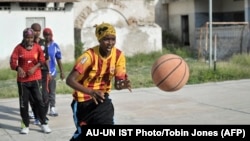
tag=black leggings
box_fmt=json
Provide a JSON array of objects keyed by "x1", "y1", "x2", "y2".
[
  {"x1": 17, "y1": 80, "x2": 47, "y2": 127},
  {"x1": 29, "y1": 70, "x2": 50, "y2": 120}
]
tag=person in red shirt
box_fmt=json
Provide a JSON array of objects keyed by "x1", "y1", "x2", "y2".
[
  {"x1": 66, "y1": 22, "x2": 131, "y2": 141},
  {"x1": 10, "y1": 28, "x2": 52, "y2": 134}
]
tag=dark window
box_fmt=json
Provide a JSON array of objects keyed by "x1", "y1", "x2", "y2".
[
  {"x1": 19, "y1": 2, "x2": 46, "y2": 10},
  {"x1": 19, "y1": 3, "x2": 46, "y2": 7},
  {"x1": 0, "y1": 2, "x2": 10, "y2": 7},
  {"x1": 0, "y1": 2, "x2": 11, "y2": 10}
]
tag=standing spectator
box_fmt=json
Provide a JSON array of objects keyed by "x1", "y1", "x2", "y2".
[
  {"x1": 10, "y1": 28, "x2": 52, "y2": 134},
  {"x1": 66, "y1": 22, "x2": 131, "y2": 141},
  {"x1": 29, "y1": 23, "x2": 51, "y2": 125},
  {"x1": 43, "y1": 28, "x2": 65, "y2": 117}
]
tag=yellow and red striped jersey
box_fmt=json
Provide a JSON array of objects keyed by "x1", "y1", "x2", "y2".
[{"x1": 72, "y1": 46, "x2": 127, "y2": 102}]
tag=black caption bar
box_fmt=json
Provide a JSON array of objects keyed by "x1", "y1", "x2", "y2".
[{"x1": 80, "y1": 125, "x2": 249, "y2": 139}]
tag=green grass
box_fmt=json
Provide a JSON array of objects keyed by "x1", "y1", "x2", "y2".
[{"x1": 1, "y1": 47, "x2": 250, "y2": 98}]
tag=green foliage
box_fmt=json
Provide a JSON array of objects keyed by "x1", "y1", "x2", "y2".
[
  {"x1": 56, "y1": 80, "x2": 73, "y2": 94},
  {"x1": 74, "y1": 41, "x2": 84, "y2": 60},
  {"x1": 58, "y1": 62, "x2": 74, "y2": 72},
  {"x1": 230, "y1": 53, "x2": 250, "y2": 66},
  {"x1": 0, "y1": 80, "x2": 18, "y2": 98},
  {"x1": 187, "y1": 56, "x2": 250, "y2": 84},
  {"x1": 162, "y1": 30, "x2": 181, "y2": 45},
  {"x1": 0, "y1": 69, "x2": 16, "y2": 80},
  {"x1": 1, "y1": 46, "x2": 250, "y2": 98},
  {"x1": 164, "y1": 45, "x2": 193, "y2": 59}
]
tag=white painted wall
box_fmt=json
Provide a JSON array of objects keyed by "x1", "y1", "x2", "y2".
[
  {"x1": 81, "y1": 24, "x2": 162, "y2": 57},
  {"x1": 0, "y1": 5, "x2": 75, "y2": 68}
]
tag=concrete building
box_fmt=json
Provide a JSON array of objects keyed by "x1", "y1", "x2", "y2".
[
  {"x1": 0, "y1": 0, "x2": 77, "y2": 68},
  {"x1": 0, "y1": 0, "x2": 162, "y2": 68},
  {"x1": 2, "y1": 0, "x2": 249, "y2": 69},
  {"x1": 155, "y1": 0, "x2": 250, "y2": 60}
]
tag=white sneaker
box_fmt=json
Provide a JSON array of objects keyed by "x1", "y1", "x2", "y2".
[
  {"x1": 20, "y1": 127, "x2": 29, "y2": 134},
  {"x1": 20, "y1": 121, "x2": 29, "y2": 134},
  {"x1": 41, "y1": 124, "x2": 52, "y2": 133},
  {"x1": 48, "y1": 107, "x2": 58, "y2": 117}
]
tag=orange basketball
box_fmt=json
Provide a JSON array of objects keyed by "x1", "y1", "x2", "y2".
[{"x1": 151, "y1": 54, "x2": 189, "y2": 92}]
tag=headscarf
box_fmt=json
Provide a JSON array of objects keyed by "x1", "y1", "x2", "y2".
[
  {"x1": 95, "y1": 22, "x2": 116, "y2": 41},
  {"x1": 23, "y1": 28, "x2": 34, "y2": 38},
  {"x1": 22, "y1": 28, "x2": 34, "y2": 50},
  {"x1": 43, "y1": 28, "x2": 53, "y2": 40}
]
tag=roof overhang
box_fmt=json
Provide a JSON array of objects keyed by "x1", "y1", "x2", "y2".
[{"x1": 0, "y1": 0, "x2": 79, "y2": 2}]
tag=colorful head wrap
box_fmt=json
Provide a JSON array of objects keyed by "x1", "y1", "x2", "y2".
[
  {"x1": 23, "y1": 28, "x2": 34, "y2": 38},
  {"x1": 43, "y1": 28, "x2": 53, "y2": 39},
  {"x1": 95, "y1": 22, "x2": 116, "y2": 41}
]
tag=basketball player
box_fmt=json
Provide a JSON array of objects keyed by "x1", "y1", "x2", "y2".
[{"x1": 66, "y1": 22, "x2": 131, "y2": 141}]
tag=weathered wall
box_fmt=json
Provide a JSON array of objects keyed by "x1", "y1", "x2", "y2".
[
  {"x1": 0, "y1": 0, "x2": 162, "y2": 69},
  {"x1": 73, "y1": 0, "x2": 162, "y2": 56}
]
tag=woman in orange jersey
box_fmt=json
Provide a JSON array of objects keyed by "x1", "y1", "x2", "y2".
[{"x1": 66, "y1": 22, "x2": 131, "y2": 141}]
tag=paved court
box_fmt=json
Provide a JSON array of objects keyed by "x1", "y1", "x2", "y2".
[{"x1": 0, "y1": 79, "x2": 250, "y2": 140}]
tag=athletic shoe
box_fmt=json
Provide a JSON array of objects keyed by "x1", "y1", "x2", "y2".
[
  {"x1": 41, "y1": 124, "x2": 52, "y2": 133},
  {"x1": 48, "y1": 107, "x2": 58, "y2": 117},
  {"x1": 33, "y1": 119, "x2": 41, "y2": 125},
  {"x1": 20, "y1": 121, "x2": 29, "y2": 134},
  {"x1": 20, "y1": 127, "x2": 29, "y2": 134}
]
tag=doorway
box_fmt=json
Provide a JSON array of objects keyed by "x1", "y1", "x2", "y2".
[{"x1": 181, "y1": 15, "x2": 190, "y2": 46}]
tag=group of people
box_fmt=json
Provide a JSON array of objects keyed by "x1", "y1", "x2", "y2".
[
  {"x1": 9, "y1": 23, "x2": 64, "y2": 134},
  {"x1": 10, "y1": 22, "x2": 131, "y2": 140},
  {"x1": 29, "y1": 23, "x2": 65, "y2": 121}
]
